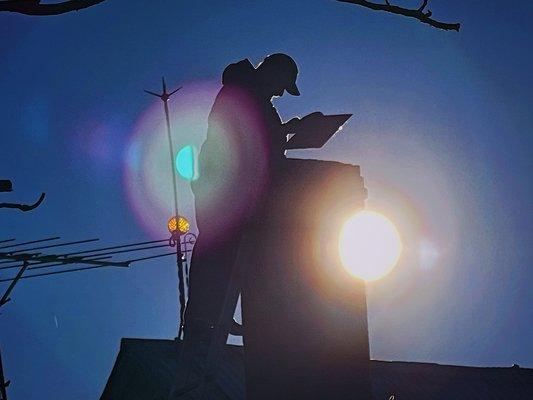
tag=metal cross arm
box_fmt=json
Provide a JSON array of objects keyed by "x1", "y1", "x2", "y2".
[
  {"x1": 0, "y1": 260, "x2": 29, "y2": 307},
  {"x1": 0, "y1": 252, "x2": 130, "y2": 268}
]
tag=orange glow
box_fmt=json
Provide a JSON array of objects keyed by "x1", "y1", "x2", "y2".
[{"x1": 168, "y1": 216, "x2": 190, "y2": 234}]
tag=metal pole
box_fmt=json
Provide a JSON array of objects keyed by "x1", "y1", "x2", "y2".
[
  {"x1": 163, "y1": 88, "x2": 180, "y2": 218},
  {"x1": 0, "y1": 346, "x2": 8, "y2": 400},
  {"x1": 0, "y1": 260, "x2": 29, "y2": 308},
  {"x1": 145, "y1": 78, "x2": 187, "y2": 338},
  {"x1": 163, "y1": 81, "x2": 187, "y2": 339}
]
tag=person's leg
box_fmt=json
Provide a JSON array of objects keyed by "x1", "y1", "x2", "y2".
[
  {"x1": 169, "y1": 233, "x2": 241, "y2": 399},
  {"x1": 183, "y1": 234, "x2": 239, "y2": 339}
]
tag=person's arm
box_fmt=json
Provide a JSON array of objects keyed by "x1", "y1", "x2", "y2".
[
  {"x1": 282, "y1": 117, "x2": 301, "y2": 134},
  {"x1": 282, "y1": 112, "x2": 325, "y2": 136}
]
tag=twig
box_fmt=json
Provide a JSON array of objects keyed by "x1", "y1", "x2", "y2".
[
  {"x1": 0, "y1": 193, "x2": 45, "y2": 212},
  {"x1": 0, "y1": 0, "x2": 106, "y2": 16},
  {"x1": 337, "y1": 0, "x2": 460, "y2": 31}
]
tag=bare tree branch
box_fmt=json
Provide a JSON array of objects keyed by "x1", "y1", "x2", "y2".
[
  {"x1": 0, "y1": 0, "x2": 106, "y2": 16},
  {"x1": 0, "y1": 192, "x2": 45, "y2": 212},
  {"x1": 418, "y1": 0, "x2": 428, "y2": 12},
  {"x1": 337, "y1": 0, "x2": 460, "y2": 31}
]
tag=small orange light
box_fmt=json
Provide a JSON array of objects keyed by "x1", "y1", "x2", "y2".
[{"x1": 168, "y1": 216, "x2": 190, "y2": 235}]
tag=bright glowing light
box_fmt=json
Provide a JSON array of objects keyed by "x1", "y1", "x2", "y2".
[
  {"x1": 176, "y1": 145, "x2": 198, "y2": 181},
  {"x1": 339, "y1": 210, "x2": 402, "y2": 281},
  {"x1": 168, "y1": 216, "x2": 190, "y2": 234}
]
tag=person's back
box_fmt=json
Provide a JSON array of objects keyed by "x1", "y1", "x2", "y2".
[
  {"x1": 184, "y1": 54, "x2": 301, "y2": 340},
  {"x1": 192, "y1": 59, "x2": 271, "y2": 247}
]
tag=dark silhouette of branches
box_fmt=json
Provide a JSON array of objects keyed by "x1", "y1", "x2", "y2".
[
  {"x1": 0, "y1": 192, "x2": 45, "y2": 212},
  {"x1": 337, "y1": 0, "x2": 460, "y2": 31},
  {"x1": 0, "y1": 0, "x2": 106, "y2": 16},
  {"x1": 0, "y1": 181, "x2": 45, "y2": 212}
]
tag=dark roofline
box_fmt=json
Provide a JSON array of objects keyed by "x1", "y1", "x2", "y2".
[
  {"x1": 372, "y1": 360, "x2": 532, "y2": 371},
  {"x1": 101, "y1": 338, "x2": 533, "y2": 400},
  {"x1": 117, "y1": 338, "x2": 532, "y2": 371}
]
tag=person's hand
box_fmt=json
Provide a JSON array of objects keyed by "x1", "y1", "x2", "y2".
[{"x1": 293, "y1": 112, "x2": 324, "y2": 133}]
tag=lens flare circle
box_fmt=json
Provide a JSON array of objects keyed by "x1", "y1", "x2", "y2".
[
  {"x1": 339, "y1": 210, "x2": 402, "y2": 281},
  {"x1": 176, "y1": 145, "x2": 198, "y2": 181}
]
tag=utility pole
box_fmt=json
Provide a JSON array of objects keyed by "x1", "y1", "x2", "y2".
[
  {"x1": 0, "y1": 346, "x2": 9, "y2": 400},
  {"x1": 145, "y1": 78, "x2": 187, "y2": 338}
]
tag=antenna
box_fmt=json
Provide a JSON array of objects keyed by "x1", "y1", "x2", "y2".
[
  {"x1": 0, "y1": 233, "x2": 196, "y2": 399},
  {"x1": 0, "y1": 235, "x2": 197, "y2": 306}
]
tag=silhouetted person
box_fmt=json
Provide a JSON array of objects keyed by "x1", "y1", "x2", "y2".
[{"x1": 183, "y1": 54, "x2": 301, "y2": 341}]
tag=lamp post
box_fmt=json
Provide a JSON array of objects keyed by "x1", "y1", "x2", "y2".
[{"x1": 145, "y1": 78, "x2": 188, "y2": 338}]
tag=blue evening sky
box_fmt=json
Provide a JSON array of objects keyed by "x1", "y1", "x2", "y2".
[{"x1": 1, "y1": 1, "x2": 532, "y2": 399}]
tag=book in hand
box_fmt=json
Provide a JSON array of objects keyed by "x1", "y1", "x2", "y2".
[{"x1": 285, "y1": 112, "x2": 352, "y2": 150}]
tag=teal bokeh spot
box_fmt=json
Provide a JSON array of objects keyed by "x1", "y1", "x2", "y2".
[{"x1": 176, "y1": 145, "x2": 198, "y2": 181}]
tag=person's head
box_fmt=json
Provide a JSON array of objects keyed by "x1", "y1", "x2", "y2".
[{"x1": 256, "y1": 53, "x2": 300, "y2": 99}]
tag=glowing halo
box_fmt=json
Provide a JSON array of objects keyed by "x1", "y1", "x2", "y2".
[
  {"x1": 123, "y1": 81, "x2": 270, "y2": 242},
  {"x1": 123, "y1": 81, "x2": 220, "y2": 237}
]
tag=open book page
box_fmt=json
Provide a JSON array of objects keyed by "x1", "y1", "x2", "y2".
[{"x1": 285, "y1": 112, "x2": 352, "y2": 150}]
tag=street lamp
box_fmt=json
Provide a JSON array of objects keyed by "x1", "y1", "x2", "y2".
[{"x1": 168, "y1": 215, "x2": 190, "y2": 246}]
